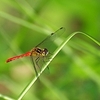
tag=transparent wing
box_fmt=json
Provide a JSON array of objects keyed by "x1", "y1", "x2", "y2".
[
  {"x1": 35, "y1": 27, "x2": 65, "y2": 48},
  {"x1": 30, "y1": 27, "x2": 65, "y2": 76},
  {"x1": 30, "y1": 55, "x2": 38, "y2": 77}
]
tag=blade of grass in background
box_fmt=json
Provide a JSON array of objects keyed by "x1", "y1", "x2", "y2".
[{"x1": 0, "y1": 94, "x2": 14, "y2": 100}]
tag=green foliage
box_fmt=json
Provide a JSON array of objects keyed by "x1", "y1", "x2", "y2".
[{"x1": 0, "y1": 0, "x2": 100, "y2": 100}]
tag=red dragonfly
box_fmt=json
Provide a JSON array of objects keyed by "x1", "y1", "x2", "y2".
[{"x1": 6, "y1": 27, "x2": 65, "y2": 76}]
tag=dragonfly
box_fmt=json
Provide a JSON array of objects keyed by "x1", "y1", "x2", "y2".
[{"x1": 6, "y1": 27, "x2": 65, "y2": 76}]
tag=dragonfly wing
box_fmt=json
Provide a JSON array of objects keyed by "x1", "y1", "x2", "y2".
[
  {"x1": 30, "y1": 55, "x2": 38, "y2": 77},
  {"x1": 30, "y1": 27, "x2": 65, "y2": 68},
  {"x1": 36, "y1": 27, "x2": 65, "y2": 47}
]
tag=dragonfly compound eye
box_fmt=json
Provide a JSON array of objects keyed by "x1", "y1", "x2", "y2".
[{"x1": 43, "y1": 48, "x2": 49, "y2": 56}]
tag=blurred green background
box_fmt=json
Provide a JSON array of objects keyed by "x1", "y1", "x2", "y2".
[{"x1": 0, "y1": 0, "x2": 100, "y2": 100}]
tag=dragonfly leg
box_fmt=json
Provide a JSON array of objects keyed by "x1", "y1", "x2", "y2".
[
  {"x1": 43, "y1": 52, "x2": 52, "y2": 71},
  {"x1": 43, "y1": 52, "x2": 52, "y2": 62},
  {"x1": 42, "y1": 56, "x2": 50, "y2": 71}
]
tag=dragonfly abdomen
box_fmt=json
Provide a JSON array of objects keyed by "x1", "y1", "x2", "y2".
[{"x1": 6, "y1": 51, "x2": 31, "y2": 63}]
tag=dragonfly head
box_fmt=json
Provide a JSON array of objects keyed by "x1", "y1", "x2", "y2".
[{"x1": 43, "y1": 48, "x2": 49, "y2": 56}]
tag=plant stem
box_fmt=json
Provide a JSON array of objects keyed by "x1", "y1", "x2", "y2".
[
  {"x1": 0, "y1": 94, "x2": 14, "y2": 100},
  {"x1": 17, "y1": 31, "x2": 100, "y2": 100}
]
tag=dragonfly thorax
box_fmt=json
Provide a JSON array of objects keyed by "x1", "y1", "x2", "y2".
[{"x1": 31, "y1": 47, "x2": 49, "y2": 57}]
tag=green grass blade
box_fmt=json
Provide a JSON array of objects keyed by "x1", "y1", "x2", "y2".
[
  {"x1": 0, "y1": 94, "x2": 15, "y2": 100},
  {"x1": 17, "y1": 31, "x2": 100, "y2": 100},
  {"x1": 0, "y1": 11, "x2": 49, "y2": 34}
]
